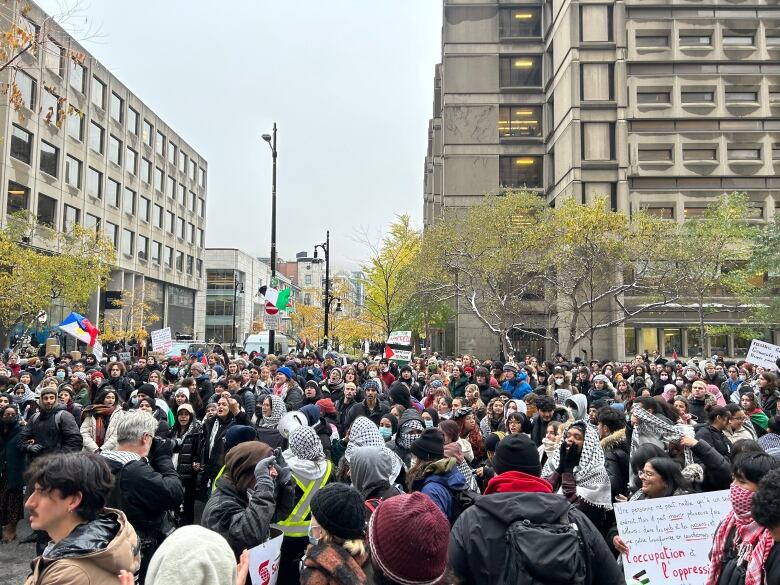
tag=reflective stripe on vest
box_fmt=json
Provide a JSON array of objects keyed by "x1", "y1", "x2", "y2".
[
  {"x1": 271, "y1": 460, "x2": 332, "y2": 537},
  {"x1": 211, "y1": 465, "x2": 226, "y2": 493}
]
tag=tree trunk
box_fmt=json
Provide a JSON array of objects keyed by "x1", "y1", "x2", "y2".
[{"x1": 698, "y1": 295, "x2": 707, "y2": 357}]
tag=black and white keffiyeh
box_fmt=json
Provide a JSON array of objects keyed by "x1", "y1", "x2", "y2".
[
  {"x1": 398, "y1": 419, "x2": 424, "y2": 450},
  {"x1": 345, "y1": 416, "x2": 403, "y2": 483},
  {"x1": 544, "y1": 423, "x2": 613, "y2": 509},
  {"x1": 631, "y1": 404, "x2": 694, "y2": 467},
  {"x1": 289, "y1": 425, "x2": 325, "y2": 461},
  {"x1": 259, "y1": 394, "x2": 286, "y2": 428}
]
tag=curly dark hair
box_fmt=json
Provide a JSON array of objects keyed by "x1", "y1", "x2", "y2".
[
  {"x1": 24, "y1": 452, "x2": 114, "y2": 521},
  {"x1": 753, "y1": 468, "x2": 780, "y2": 531}
]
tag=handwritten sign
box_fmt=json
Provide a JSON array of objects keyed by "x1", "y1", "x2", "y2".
[
  {"x1": 615, "y1": 490, "x2": 729, "y2": 585},
  {"x1": 150, "y1": 327, "x2": 172, "y2": 354},
  {"x1": 386, "y1": 331, "x2": 412, "y2": 346},
  {"x1": 746, "y1": 339, "x2": 780, "y2": 371},
  {"x1": 249, "y1": 530, "x2": 283, "y2": 585}
]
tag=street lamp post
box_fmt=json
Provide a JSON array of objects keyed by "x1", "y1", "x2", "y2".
[
  {"x1": 314, "y1": 230, "x2": 332, "y2": 350},
  {"x1": 262, "y1": 124, "x2": 278, "y2": 355},
  {"x1": 231, "y1": 274, "x2": 244, "y2": 356}
]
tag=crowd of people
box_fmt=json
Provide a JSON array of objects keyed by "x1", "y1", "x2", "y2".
[{"x1": 1, "y1": 347, "x2": 780, "y2": 584}]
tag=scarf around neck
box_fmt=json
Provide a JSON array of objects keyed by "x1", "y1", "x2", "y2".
[{"x1": 631, "y1": 405, "x2": 694, "y2": 467}]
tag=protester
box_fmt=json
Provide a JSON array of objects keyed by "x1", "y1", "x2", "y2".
[
  {"x1": 80, "y1": 388, "x2": 125, "y2": 453},
  {"x1": 0, "y1": 404, "x2": 24, "y2": 542},
  {"x1": 255, "y1": 394, "x2": 286, "y2": 449},
  {"x1": 170, "y1": 403, "x2": 203, "y2": 525},
  {"x1": 349, "y1": 445, "x2": 401, "y2": 513},
  {"x1": 23, "y1": 452, "x2": 140, "y2": 584},
  {"x1": 201, "y1": 395, "x2": 251, "y2": 491}
]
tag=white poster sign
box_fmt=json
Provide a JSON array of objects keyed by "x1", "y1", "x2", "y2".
[
  {"x1": 746, "y1": 339, "x2": 780, "y2": 371},
  {"x1": 248, "y1": 531, "x2": 283, "y2": 585},
  {"x1": 263, "y1": 314, "x2": 280, "y2": 331},
  {"x1": 150, "y1": 327, "x2": 172, "y2": 353},
  {"x1": 391, "y1": 349, "x2": 413, "y2": 362},
  {"x1": 615, "y1": 490, "x2": 729, "y2": 585},
  {"x1": 386, "y1": 330, "x2": 412, "y2": 346}
]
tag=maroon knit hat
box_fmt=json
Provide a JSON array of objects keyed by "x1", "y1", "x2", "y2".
[{"x1": 368, "y1": 492, "x2": 449, "y2": 585}]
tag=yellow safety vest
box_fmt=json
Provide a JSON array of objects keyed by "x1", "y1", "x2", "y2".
[{"x1": 271, "y1": 460, "x2": 332, "y2": 537}]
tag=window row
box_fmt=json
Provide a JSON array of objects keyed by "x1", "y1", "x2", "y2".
[
  {"x1": 636, "y1": 88, "x2": 780, "y2": 106},
  {"x1": 641, "y1": 204, "x2": 766, "y2": 221},
  {"x1": 13, "y1": 70, "x2": 207, "y2": 189},
  {"x1": 635, "y1": 29, "x2": 780, "y2": 49},
  {"x1": 637, "y1": 144, "x2": 780, "y2": 163}
]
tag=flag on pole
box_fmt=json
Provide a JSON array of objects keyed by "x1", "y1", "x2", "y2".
[
  {"x1": 259, "y1": 286, "x2": 291, "y2": 310},
  {"x1": 58, "y1": 312, "x2": 100, "y2": 346}
]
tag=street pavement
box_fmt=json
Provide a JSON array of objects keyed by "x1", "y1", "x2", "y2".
[{"x1": 0, "y1": 512, "x2": 35, "y2": 585}]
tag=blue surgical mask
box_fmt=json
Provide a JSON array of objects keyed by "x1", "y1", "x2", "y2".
[
  {"x1": 379, "y1": 426, "x2": 392, "y2": 440},
  {"x1": 307, "y1": 523, "x2": 319, "y2": 546},
  {"x1": 170, "y1": 367, "x2": 179, "y2": 375},
  {"x1": 56, "y1": 371, "x2": 65, "y2": 381},
  {"x1": 424, "y1": 419, "x2": 434, "y2": 429}
]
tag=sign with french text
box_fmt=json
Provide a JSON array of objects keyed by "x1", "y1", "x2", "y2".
[
  {"x1": 614, "y1": 490, "x2": 729, "y2": 585},
  {"x1": 746, "y1": 339, "x2": 780, "y2": 371},
  {"x1": 150, "y1": 327, "x2": 172, "y2": 353}
]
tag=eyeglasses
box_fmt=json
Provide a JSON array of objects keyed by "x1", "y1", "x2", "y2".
[{"x1": 638, "y1": 469, "x2": 657, "y2": 479}]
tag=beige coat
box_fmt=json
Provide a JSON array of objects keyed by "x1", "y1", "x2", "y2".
[{"x1": 80, "y1": 409, "x2": 126, "y2": 453}]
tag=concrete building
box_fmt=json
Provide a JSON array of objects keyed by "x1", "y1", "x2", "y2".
[
  {"x1": 424, "y1": 0, "x2": 780, "y2": 360},
  {"x1": 1, "y1": 0, "x2": 207, "y2": 341},
  {"x1": 202, "y1": 248, "x2": 295, "y2": 346}
]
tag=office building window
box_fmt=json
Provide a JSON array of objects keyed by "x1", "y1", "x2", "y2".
[
  {"x1": 154, "y1": 167, "x2": 164, "y2": 191},
  {"x1": 151, "y1": 240, "x2": 161, "y2": 264},
  {"x1": 304, "y1": 274, "x2": 312, "y2": 285},
  {"x1": 110, "y1": 92, "x2": 123, "y2": 123},
  {"x1": 41, "y1": 88, "x2": 62, "y2": 125},
  {"x1": 139, "y1": 196, "x2": 150, "y2": 222},
  {"x1": 683, "y1": 147, "x2": 717, "y2": 161},
  {"x1": 63, "y1": 204, "x2": 79, "y2": 232},
  {"x1": 582, "y1": 122, "x2": 615, "y2": 160},
  {"x1": 175, "y1": 250, "x2": 184, "y2": 271},
  {"x1": 65, "y1": 155, "x2": 82, "y2": 188},
  {"x1": 189, "y1": 159, "x2": 197, "y2": 181},
  {"x1": 725, "y1": 91, "x2": 758, "y2": 103},
  {"x1": 105, "y1": 222, "x2": 118, "y2": 248},
  {"x1": 106, "y1": 178, "x2": 120, "y2": 208},
  {"x1": 499, "y1": 156, "x2": 543, "y2": 188},
  {"x1": 579, "y1": 5, "x2": 613, "y2": 42},
  {"x1": 684, "y1": 207, "x2": 708, "y2": 219},
  {"x1": 108, "y1": 135, "x2": 122, "y2": 165},
  {"x1": 138, "y1": 234, "x2": 148, "y2": 260},
  {"x1": 67, "y1": 109, "x2": 83, "y2": 140},
  {"x1": 500, "y1": 56, "x2": 542, "y2": 88},
  {"x1": 37, "y1": 194, "x2": 56, "y2": 227},
  {"x1": 16, "y1": 71, "x2": 35, "y2": 109},
  {"x1": 773, "y1": 144, "x2": 780, "y2": 160},
  {"x1": 187, "y1": 222, "x2": 195, "y2": 243},
  {"x1": 156, "y1": 131, "x2": 165, "y2": 157},
  {"x1": 91, "y1": 76, "x2": 105, "y2": 109},
  {"x1": 70, "y1": 61, "x2": 85, "y2": 93},
  {"x1": 164, "y1": 245, "x2": 173, "y2": 267},
  {"x1": 10, "y1": 125, "x2": 32, "y2": 164},
  {"x1": 89, "y1": 121, "x2": 104, "y2": 154},
  {"x1": 198, "y1": 167, "x2": 206, "y2": 188},
  {"x1": 186, "y1": 254, "x2": 194, "y2": 275},
  {"x1": 638, "y1": 148, "x2": 672, "y2": 161},
  {"x1": 121, "y1": 229, "x2": 134, "y2": 256},
  {"x1": 166, "y1": 211, "x2": 175, "y2": 234},
  {"x1": 166, "y1": 175, "x2": 175, "y2": 198},
  {"x1": 681, "y1": 90, "x2": 714, "y2": 103},
  {"x1": 198, "y1": 228, "x2": 204, "y2": 248},
  {"x1": 581, "y1": 63, "x2": 614, "y2": 101},
  {"x1": 153, "y1": 204, "x2": 163, "y2": 228},
  {"x1": 679, "y1": 33, "x2": 711, "y2": 46},
  {"x1": 127, "y1": 107, "x2": 138, "y2": 134},
  {"x1": 6, "y1": 181, "x2": 29, "y2": 215},
  {"x1": 728, "y1": 148, "x2": 761, "y2": 160},
  {"x1": 637, "y1": 90, "x2": 670, "y2": 104},
  {"x1": 141, "y1": 158, "x2": 152, "y2": 183},
  {"x1": 499, "y1": 7, "x2": 542, "y2": 38},
  {"x1": 168, "y1": 142, "x2": 177, "y2": 166},
  {"x1": 723, "y1": 32, "x2": 754, "y2": 46},
  {"x1": 178, "y1": 183, "x2": 186, "y2": 206},
  {"x1": 85, "y1": 213, "x2": 100, "y2": 232},
  {"x1": 196, "y1": 258, "x2": 202, "y2": 278},
  {"x1": 198, "y1": 198, "x2": 205, "y2": 216},
  {"x1": 177, "y1": 216, "x2": 185, "y2": 239},
  {"x1": 123, "y1": 188, "x2": 135, "y2": 214},
  {"x1": 643, "y1": 206, "x2": 675, "y2": 219},
  {"x1": 178, "y1": 150, "x2": 187, "y2": 173},
  {"x1": 498, "y1": 106, "x2": 542, "y2": 138},
  {"x1": 87, "y1": 167, "x2": 103, "y2": 199},
  {"x1": 143, "y1": 119, "x2": 153, "y2": 146},
  {"x1": 44, "y1": 38, "x2": 65, "y2": 75},
  {"x1": 188, "y1": 190, "x2": 196, "y2": 212},
  {"x1": 126, "y1": 147, "x2": 137, "y2": 174},
  {"x1": 636, "y1": 34, "x2": 669, "y2": 48}
]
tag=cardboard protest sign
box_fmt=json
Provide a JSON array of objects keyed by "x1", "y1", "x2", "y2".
[
  {"x1": 615, "y1": 490, "x2": 730, "y2": 585},
  {"x1": 150, "y1": 327, "x2": 172, "y2": 354}
]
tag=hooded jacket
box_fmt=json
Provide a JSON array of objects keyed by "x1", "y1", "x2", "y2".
[
  {"x1": 566, "y1": 394, "x2": 589, "y2": 421},
  {"x1": 145, "y1": 525, "x2": 236, "y2": 585},
  {"x1": 20, "y1": 404, "x2": 83, "y2": 459},
  {"x1": 349, "y1": 445, "x2": 401, "y2": 504},
  {"x1": 448, "y1": 475, "x2": 624, "y2": 585},
  {"x1": 600, "y1": 428, "x2": 630, "y2": 499},
  {"x1": 80, "y1": 408, "x2": 126, "y2": 453},
  {"x1": 24, "y1": 509, "x2": 140, "y2": 585},
  {"x1": 411, "y1": 457, "x2": 465, "y2": 525}
]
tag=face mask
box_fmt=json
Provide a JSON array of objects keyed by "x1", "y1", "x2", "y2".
[
  {"x1": 170, "y1": 367, "x2": 179, "y2": 375},
  {"x1": 369, "y1": 371, "x2": 378, "y2": 379},
  {"x1": 739, "y1": 375, "x2": 746, "y2": 381},
  {"x1": 676, "y1": 379, "x2": 684, "y2": 388},
  {"x1": 729, "y1": 482, "x2": 754, "y2": 517},
  {"x1": 2, "y1": 415, "x2": 17, "y2": 425},
  {"x1": 660, "y1": 375, "x2": 668, "y2": 381},
  {"x1": 307, "y1": 523, "x2": 319, "y2": 546},
  {"x1": 424, "y1": 419, "x2": 434, "y2": 429},
  {"x1": 398, "y1": 432, "x2": 418, "y2": 450},
  {"x1": 685, "y1": 372, "x2": 695, "y2": 381},
  {"x1": 554, "y1": 378, "x2": 563, "y2": 385},
  {"x1": 379, "y1": 427, "x2": 393, "y2": 440},
  {"x1": 56, "y1": 371, "x2": 66, "y2": 381}
]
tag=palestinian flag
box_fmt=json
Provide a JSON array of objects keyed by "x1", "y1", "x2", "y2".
[{"x1": 259, "y1": 285, "x2": 291, "y2": 310}]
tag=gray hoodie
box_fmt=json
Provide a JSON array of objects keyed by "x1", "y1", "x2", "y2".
[
  {"x1": 566, "y1": 394, "x2": 588, "y2": 421},
  {"x1": 350, "y1": 445, "x2": 395, "y2": 493}
]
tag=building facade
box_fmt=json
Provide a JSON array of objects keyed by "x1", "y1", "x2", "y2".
[
  {"x1": 424, "y1": 0, "x2": 780, "y2": 360},
  {"x1": 202, "y1": 248, "x2": 294, "y2": 346},
  {"x1": 1, "y1": 0, "x2": 207, "y2": 340}
]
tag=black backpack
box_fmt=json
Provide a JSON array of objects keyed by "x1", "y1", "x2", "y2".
[
  {"x1": 451, "y1": 485, "x2": 480, "y2": 520},
  {"x1": 500, "y1": 506, "x2": 589, "y2": 585}
]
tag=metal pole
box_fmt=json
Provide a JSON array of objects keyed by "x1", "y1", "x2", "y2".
[
  {"x1": 268, "y1": 123, "x2": 277, "y2": 355},
  {"x1": 323, "y1": 230, "x2": 330, "y2": 350},
  {"x1": 232, "y1": 274, "x2": 238, "y2": 356}
]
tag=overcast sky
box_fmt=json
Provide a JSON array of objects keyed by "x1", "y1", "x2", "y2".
[{"x1": 40, "y1": 0, "x2": 442, "y2": 271}]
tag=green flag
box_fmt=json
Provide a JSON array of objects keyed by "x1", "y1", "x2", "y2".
[{"x1": 275, "y1": 288, "x2": 291, "y2": 310}]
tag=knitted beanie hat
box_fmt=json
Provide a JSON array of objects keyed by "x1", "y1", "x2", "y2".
[
  {"x1": 493, "y1": 433, "x2": 542, "y2": 477},
  {"x1": 368, "y1": 492, "x2": 449, "y2": 585},
  {"x1": 310, "y1": 483, "x2": 365, "y2": 540},
  {"x1": 410, "y1": 428, "x2": 444, "y2": 462}
]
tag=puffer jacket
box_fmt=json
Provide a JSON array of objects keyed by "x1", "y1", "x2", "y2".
[
  {"x1": 694, "y1": 423, "x2": 731, "y2": 459},
  {"x1": 20, "y1": 405, "x2": 83, "y2": 459},
  {"x1": 201, "y1": 475, "x2": 277, "y2": 559},
  {"x1": 24, "y1": 509, "x2": 140, "y2": 585},
  {"x1": 80, "y1": 408, "x2": 126, "y2": 453},
  {"x1": 172, "y1": 420, "x2": 203, "y2": 481},
  {"x1": 601, "y1": 428, "x2": 630, "y2": 499},
  {"x1": 410, "y1": 458, "x2": 465, "y2": 525}
]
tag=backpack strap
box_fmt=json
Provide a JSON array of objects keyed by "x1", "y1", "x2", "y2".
[{"x1": 364, "y1": 498, "x2": 382, "y2": 514}]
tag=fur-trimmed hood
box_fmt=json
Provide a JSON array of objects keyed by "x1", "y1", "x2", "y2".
[{"x1": 600, "y1": 427, "x2": 626, "y2": 451}]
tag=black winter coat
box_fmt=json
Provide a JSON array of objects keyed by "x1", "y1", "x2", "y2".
[
  {"x1": 448, "y1": 491, "x2": 625, "y2": 585},
  {"x1": 103, "y1": 376, "x2": 134, "y2": 402},
  {"x1": 103, "y1": 440, "x2": 184, "y2": 537},
  {"x1": 691, "y1": 437, "x2": 732, "y2": 492},
  {"x1": 601, "y1": 429, "x2": 630, "y2": 499},
  {"x1": 172, "y1": 420, "x2": 203, "y2": 480},
  {"x1": 695, "y1": 424, "x2": 731, "y2": 459},
  {"x1": 0, "y1": 421, "x2": 25, "y2": 490},
  {"x1": 200, "y1": 411, "x2": 251, "y2": 484},
  {"x1": 346, "y1": 399, "x2": 389, "y2": 430},
  {"x1": 255, "y1": 426, "x2": 285, "y2": 450},
  {"x1": 283, "y1": 385, "x2": 303, "y2": 412},
  {"x1": 688, "y1": 397, "x2": 708, "y2": 423},
  {"x1": 20, "y1": 406, "x2": 83, "y2": 459}
]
